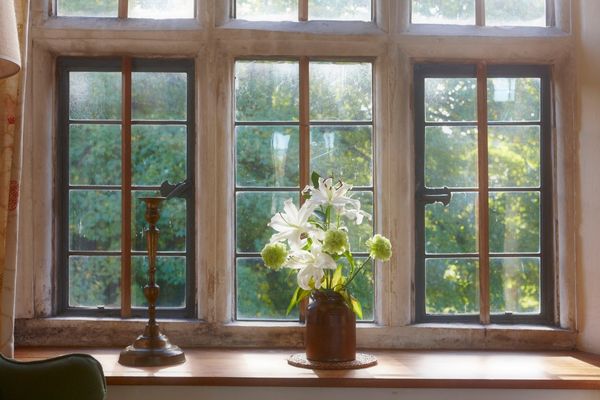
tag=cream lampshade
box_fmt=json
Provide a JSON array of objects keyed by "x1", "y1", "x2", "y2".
[{"x1": 0, "y1": 0, "x2": 21, "y2": 79}]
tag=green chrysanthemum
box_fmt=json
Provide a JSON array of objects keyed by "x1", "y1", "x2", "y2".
[
  {"x1": 261, "y1": 242, "x2": 288, "y2": 270},
  {"x1": 366, "y1": 234, "x2": 392, "y2": 261},
  {"x1": 322, "y1": 229, "x2": 350, "y2": 255}
]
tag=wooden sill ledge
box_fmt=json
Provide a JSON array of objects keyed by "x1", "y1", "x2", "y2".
[{"x1": 13, "y1": 347, "x2": 600, "y2": 390}]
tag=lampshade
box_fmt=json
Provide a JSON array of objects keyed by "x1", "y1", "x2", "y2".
[{"x1": 0, "y1": 0, "x2": 21, "y2": 79}]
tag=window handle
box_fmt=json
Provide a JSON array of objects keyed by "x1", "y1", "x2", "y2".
[
  {"x1": 421, "y1": 186, "x2": 452, "y2": 206},
  {"x1": 160, "y1": 179, "x2": 191, "y2": 200}
]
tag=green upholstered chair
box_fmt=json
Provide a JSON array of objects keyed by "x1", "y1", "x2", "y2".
[{"x1": 0, "y1": 353, "x2": 107, "y2": 400}]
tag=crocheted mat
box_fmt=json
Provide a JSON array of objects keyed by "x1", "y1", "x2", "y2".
[{"x1": 287, "y1": 352, "x2": 377, "y2": 370}]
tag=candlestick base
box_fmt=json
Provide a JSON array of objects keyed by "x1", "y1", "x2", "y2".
[{"x1": 119, "y1": 329, "x2": 185, "y2": 367}]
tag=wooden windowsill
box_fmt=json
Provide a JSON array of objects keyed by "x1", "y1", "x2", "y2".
[{"x1": 13, "y1": 347, "x2": 600, "y2": 390}]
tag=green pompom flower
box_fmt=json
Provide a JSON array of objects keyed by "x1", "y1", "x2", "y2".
[
  {"x1": 366, "y1": 234, "x2": 392, "y2": 261},
  {"x1": 322, "y1": 229, "x2": 350, "y2": 255},
  {"x1": 261, "y1": 242, "x2": 288, "y2": 270}
]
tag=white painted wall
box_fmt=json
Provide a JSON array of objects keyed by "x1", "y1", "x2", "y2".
[
  {"x1": 105, "y1": 386, "x2": 600, "y2": 400},
  {"x1": 576, "y1": 0, "x2": 600, "y2": 353}
]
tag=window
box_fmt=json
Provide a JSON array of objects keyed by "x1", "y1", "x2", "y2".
[
  {"x1": 233, "y1": 59, "x2": 375, "y2": 321},
  {"x1": 233, "y1": 0, "x2": 372, "y2": 21},
  {"x1": 57, "y1": 57, "x2": 195, "y2": 318},
  {"x1": 414, "y1": 63, "x2": 553, "y2": 324},
  {"x1": 17, "y1": 0, "x2": 575, "y2": 349},
  {"x1": 411, "y1": 0, "x2": 548, "y2": 27},
  {"x1": 56, "y1": 0, "x2": 195, "y2": 18}
]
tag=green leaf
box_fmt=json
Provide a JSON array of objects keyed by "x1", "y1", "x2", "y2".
[
  {"x1": 350, "y1": 296, "x2": 363, "y2": 319},
  {"x1": 286, "y1": 287, "x2": 311, "y2": 315},
  {"x1": 311, "y1": 171, "x2": 321, "y2": 188},
  {"x1": 331, "y1": 264, "x2": 344, "y2": 289}
]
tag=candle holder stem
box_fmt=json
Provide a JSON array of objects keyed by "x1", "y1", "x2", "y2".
[{"x1": 118, "y1": 197, "x2": 185, "y2": 367}]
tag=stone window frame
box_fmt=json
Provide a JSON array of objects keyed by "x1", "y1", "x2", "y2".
[{"x1": 14, "y1": 0, "x2": 577, "y2": 350}]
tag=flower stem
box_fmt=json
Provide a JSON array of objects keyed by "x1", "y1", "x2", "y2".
[{"x1": 344, "y1": 256, "x2": 372, "y2": 288}]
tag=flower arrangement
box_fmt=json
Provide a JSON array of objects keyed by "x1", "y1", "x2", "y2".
[{"x1": 261, "y1": 172, "x2": 392, "y2": 318}]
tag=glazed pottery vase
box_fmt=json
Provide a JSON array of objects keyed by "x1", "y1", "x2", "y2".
[{"x1": 305, "y1": 290, "x2": 356, "y2": 362}]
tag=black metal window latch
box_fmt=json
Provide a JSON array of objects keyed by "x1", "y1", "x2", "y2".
[
  {"x1": 160, "y1": 179, "x2": 192, "y2": 199},
  {"x1": 419, "y1": 186, "x2": 452, "y2": 206}
]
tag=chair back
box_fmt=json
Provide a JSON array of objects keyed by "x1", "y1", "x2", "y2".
[{"x1": 0, "y1": 353, "x2": 107, "y2": 400}]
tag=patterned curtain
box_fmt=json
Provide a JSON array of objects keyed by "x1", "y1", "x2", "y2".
[{"x1": 0, "y1": 0, "x2": 30, "y2": 358}]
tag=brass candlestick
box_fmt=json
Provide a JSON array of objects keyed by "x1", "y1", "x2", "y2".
[{"x1": 119, "y1": 197, "x2": 185, "y2": 367}]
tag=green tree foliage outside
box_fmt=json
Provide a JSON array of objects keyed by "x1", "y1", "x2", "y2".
[
  {"x1": 308, "y1": 0, "x2": 371, "y2": 20},
  {"x1": 57, "y1": 0, "x2": 194, "y2": 19},
  {"x1": 235, "y1": 61, "x2": 375, "y2": 320},
  {"x1": 68, "y1": 70, "x2": 189, "y2": 309},
  {"x1": 424, "y1": 76, "x2": 543, "y2": 315},
  {"x1": 412, "y1": 0, "x2": 545, "y2": 26},
  {"x1": 57, "y1": 0, "x2": 118, "y2": 17},
  {"x1": 67, "y1": 58, "x2": 544, "y2": 320},
  {"x1": 235, "y1": 0, "x2": 371, "y2": 21}
]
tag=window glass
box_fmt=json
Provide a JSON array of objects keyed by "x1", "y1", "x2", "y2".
[
  {"x1": 235, "y1": 61, "x2": 299, "y2": 122},
  {"x1": 69, "y1": 125, "x2": 121, "y2": 185},
  {"x1": 132, "y1": 72, "x2": 188, "y2": 120},
  {"x1": 412, "y1": 0, "x2": 475, "y2": 25},
  {"x1": 236, "y1": 126, "x2": 300, "y2": 188},
  {"x1": 69, "y1": 256, "x2": 121, "y2": 307},
  {"x1": 310, "y1": 62, "x2": 372, "y2": 121},
  {"x1": 69, "y1": 72, "x2": 121, "y2": 120},
  {"x1": 128, "y1": 0, "x2": 194, "y2": 18},
  {"x1": 57, "y1": 0, "x2": 194, "y2": 18},
  {"x1": 412, "y1": 0, "x2": 547, "y2": 26},
  {"x1": 61, "y1": 60, "x2": 194, "y2": 315},
  {"x1": 415, "y1": 65, "x2": 551, "y2": 323},
  {"x1": 490, "y1": 257, "x2": 540, "y2": 314},
  {"x1": 310, "y1": 126, "x2": 373, "y2": 186},
  {"x1": 234, "y1": 60, "x2": 374, "y2": 321},
  {"x1": 308, "y1": 0, "x2": 371, "y2": 21},
  {"x1": 425, "y1": 78, "x2": 477, "y2": 122},
  {"x1": 425, "y1": 258, "x2": 479, "y2": 315},
  {"x1": 485, "y1": 0, "x2": 546, "y2": 27},
  {"x1": 236, "y1": 0, "x2": 372, "y2": 21},
  {"x1": 235, "y1": 0, "x2": 297, "y2": 21},
  {"x1": 57, "y1": 0, "x2": 118, "y2": 17}
]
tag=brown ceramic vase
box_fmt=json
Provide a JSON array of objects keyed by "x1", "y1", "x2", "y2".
[{"x1": 305, "y1": 290, "x2": 356, "y2": 362}]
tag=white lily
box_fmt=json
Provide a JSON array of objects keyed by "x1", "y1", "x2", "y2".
[
  {"x1": 304, "y1": 177, "x2": 360, "y2": 210},
  {"x1": 285, "y1": 244, "x2": 337, "y2": 290},
  {"x1": 268, "y1": 199, "x2": 315, "y2": 250},
  {"x1": 342, "y1": 205, "x2": 372, "y2": 225},
  {"x1": 297, "y1": 264, "x2": 324, "y2": 290}
]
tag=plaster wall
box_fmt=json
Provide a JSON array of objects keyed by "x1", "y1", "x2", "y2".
[{"x1": 576, "y1": 0, "x2": 600, "y2": 353}]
